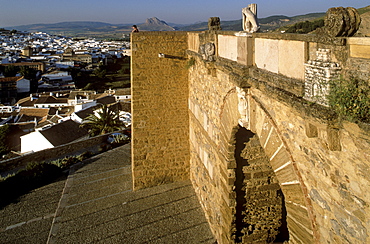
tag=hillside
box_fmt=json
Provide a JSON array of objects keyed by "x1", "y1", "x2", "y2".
[
  {"x1": 357, "y1": 5, "x2": 370, "y2": 36},
  {"x1": 276, "y1": 5, "x2": 370, "y2": 34},
  {"x1": 6, "y1": 21, "x2": 133, "y2": 39},
  {"x1": 178, "y1": 13, "x2": 326, "y2": 32}
]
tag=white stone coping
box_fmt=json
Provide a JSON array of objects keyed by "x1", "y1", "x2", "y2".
[{"x1": 347, "y1": 37, "x2": 370, "y2": 45}]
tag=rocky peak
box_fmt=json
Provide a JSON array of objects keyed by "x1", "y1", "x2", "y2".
[{"x1": 140, "y1": 17, "x2": 175, "y2": 31}]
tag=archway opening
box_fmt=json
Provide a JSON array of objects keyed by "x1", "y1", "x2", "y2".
[{"x1": 233, "y1": 125, "x2": 289, "y2": 243}]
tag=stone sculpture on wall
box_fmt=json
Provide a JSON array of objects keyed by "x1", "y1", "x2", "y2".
[
  {"x1": 208, "y1": 17, "x2": 222, "y2": 31},
  {"x1": 242, "y1": 3, "x2": 260, "y2": 33},
  {"x1": 236, "y1": 87, "x2": 249, "y2": 128},
  {"x1": 319, "y1": 7, "x2": 361, "y2": 37},
  {"x1": 199, "y1": 42, "x2": 216, "y2": 61},
  {"x1": 304, "y1": 49, "x2": 341, "y2": 106}
]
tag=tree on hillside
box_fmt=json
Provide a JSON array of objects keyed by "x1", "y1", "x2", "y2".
[
  {"x1": 80, "y1": 105, "x2": 124, "y2": 136},
  {"x1": 285, "y1": 19, "x2": 324, "y2": 34}
]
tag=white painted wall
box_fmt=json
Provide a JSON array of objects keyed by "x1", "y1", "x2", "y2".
[{"x1": 20, "y1": 131, "x2": 53, "y2": 153}]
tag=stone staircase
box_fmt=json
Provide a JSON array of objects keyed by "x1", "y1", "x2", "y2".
[{"x1": 1, "y1": 144, "x2": 216, "y2": 244}]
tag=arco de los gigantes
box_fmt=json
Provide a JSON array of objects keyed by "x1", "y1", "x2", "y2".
[{"x1": 131, "y1": 4, "x2": 370, "y2": 244}]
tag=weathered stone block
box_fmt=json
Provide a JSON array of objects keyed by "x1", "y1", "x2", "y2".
[
  {"x1": 327, "y1": 126, "x2": 342, "y2": 151},
  {"x1": 275, "y1": 164, "x2": 298, "y2": 183},
  {"x1": 286, "y1": 215, "x2": 314, "y2": 243},
  {"x1": 279, "y1": 40, "x2": 307, "y2": 80},
  {"x1": 281, "y1": 183, "x2": 306, "y2": 205},
  {"x1": 218, "y1": 35, "x2": 238, "y2": 61},
  {"x1": 258, "y1": 117, "x2": 272, "y2": 148},
  {"x1": 255, "y1": 38, "x2": 279, "y2": 73},
  {"x1": 263, "y1": 128, "x2": 283, "y2": 159},
  {"x1": 269, "y1": 147, "x2": 291, "y2": 171},
  {"x1": 305, "y1": 122, "x2": 318, "y2": 138},
  {"x1": 237, "y1": 36, "x2": 253, "y2": 66}
]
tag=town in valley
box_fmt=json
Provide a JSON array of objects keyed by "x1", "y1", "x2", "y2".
[{"x1": 0, "y1": 29, "x2": 132, "y2": 158}]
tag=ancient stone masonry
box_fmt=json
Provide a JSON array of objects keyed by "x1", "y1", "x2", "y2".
[
  {"x1": 131, "y1": 32, "x2": 190, "y2": 190},
  {"x1": 132, "y1": 26, "x2": 370, "y2": 244},
  {"x1": 304, "y1": 48, "x2": 341, "y2": 106}
]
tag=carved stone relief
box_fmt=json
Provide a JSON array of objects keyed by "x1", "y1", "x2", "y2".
[
  {"x1": 236, "y1": 87, "x2": 249, "y2": 128},
  {"x1": 304, "y1": 49, "x2": 341, "y2": 106},
  {"x1": 317, "y1": 7, "x2": 361, "y2": 37},
  {"x1": 199, "y1": 43, "x2": 216, "y2": 61}
]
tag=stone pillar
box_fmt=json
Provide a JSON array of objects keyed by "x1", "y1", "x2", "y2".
[
  {"x1": 131, "y1": 32, "x2": 190, "y2": 190},
  {"x1": 208, "y1": 17, "x2": 222, "y2": 31}
]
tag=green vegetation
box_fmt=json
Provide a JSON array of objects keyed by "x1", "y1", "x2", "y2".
[
  {"x1": 185, "y1": 57, "x2": 195, "y2": 69},
  {"x1": 328, "y1": 78, "x2": 370, "y2": 124},
  {"x1": 357, "y1": 5, "x2": 370, "y2": 15},
  {"x1": 285, "y1": 19, "x2": 324, "y2": 34},
  {"x1": 0, "y1": 162, "x2": 62, "y2": 208},
  {"x1": 81, "y1": 104, "x2": 125, "y2": 136},
  {"x1": 0, "y1": 152, "x2": 92, "y2": 208},
  {"x1": 70, "y1": 57, "x2": 130, "y2": 92}
]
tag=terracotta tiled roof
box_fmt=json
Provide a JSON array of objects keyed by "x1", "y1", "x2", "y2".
[
  {"x1": 34, "y1": 95, "x2": 68, "y2": 104},
  {"x1": 74, "y1": 105, "x2": 101, "y2": 120},
  {"x1": 48, "y1": 106, "x2": 74, "y2": 116},
  {"x1": 19, "y1": 107, "x2": 49, "y2": 118},
  {"x1": 96, "y1": 95, "x2": 116, "y2": 105},
  {"x1": 16, "y1": 97, "x2": 36, "y2": 107},
  {"x1": 67, "y1": 91, "x2": 96, "y2": 100},
  {"x1": 35, "y1": 114, "x2": 64, "y2": 129}
]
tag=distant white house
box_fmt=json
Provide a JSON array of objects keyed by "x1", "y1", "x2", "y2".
[
  {"x1": 41, "y1": 71, "x2": 73, "y2": 84},
  {"x1": 0, "y1": 106, "x2": 14, "y2": 113},
  {"x1": 106, "y1": 88, "x2": 131, "y2": 101},
  {"x1": 55, "y1": 61, "x2": 74, "y2": 69}
]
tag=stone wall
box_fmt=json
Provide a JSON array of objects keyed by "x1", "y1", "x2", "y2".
[
  {"x1": 188, "y1": 52, "x2": 239, "y2": 243},
  {"x1": 131, "y1": 31, "x2": 190, "y2": 190},
  {"x1": 131, "y1": 31, "x2": 370, "y2": 243},
  {"x1": 186, "y1": 31, "x2": 370, "y2": 243}
]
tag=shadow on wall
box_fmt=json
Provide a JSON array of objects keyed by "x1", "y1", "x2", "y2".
[{"x1": 233, "y1": 125, "x2": 289, "y2": 243}]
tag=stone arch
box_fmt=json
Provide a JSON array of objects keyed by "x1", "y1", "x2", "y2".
[{"x1": 219, "y1": 86, "x2": 317, "y2": 243}]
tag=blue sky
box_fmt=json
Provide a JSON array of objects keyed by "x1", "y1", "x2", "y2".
[{"x1": 1, "y1": 0, "x2": 368, "y2": 27}]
